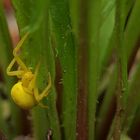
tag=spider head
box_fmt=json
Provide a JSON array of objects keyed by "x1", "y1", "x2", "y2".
[{"x1": 22, "y1": 71, "x2": 34, "y2": 87}]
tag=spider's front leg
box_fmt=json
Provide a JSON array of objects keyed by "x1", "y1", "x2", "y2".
[
  {"x1": 13, "y1": 32, "x2": 29, "y2": 71},
  {"x1": 7, "y1": 32, "x2": 29, "y2": 77},
  {"x1": 7, "y1": 58, "x2": 24, "y2": 76}
]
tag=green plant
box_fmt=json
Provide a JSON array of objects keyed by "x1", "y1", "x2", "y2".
[{"x1": 0, "y1": 0, "x2": 140, "y2": 140}]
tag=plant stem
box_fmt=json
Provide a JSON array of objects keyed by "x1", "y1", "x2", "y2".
[
  {"x1": 88, "y1": 0, "x2": 101, "y2": 139},
  {"x1": 113, "y1": 0, "x2": 127, "y2": 139},
  {"x1": 76, "y1": 0, "x2": 88, "y2": 139},
  {"x1": 124, "y1": 0, "x2": 140, "y2": 60},
  {"x1": 96, "y1": 67, "x2": 117, "y2": 140}
]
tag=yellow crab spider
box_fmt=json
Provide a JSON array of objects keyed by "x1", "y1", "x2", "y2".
[{"x1": 6, "y1": 32, "x2": 51, "y2": 109}]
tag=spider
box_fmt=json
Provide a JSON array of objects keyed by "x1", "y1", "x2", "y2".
[{"x1": 6, "y1": 32, "x2": 51, "y2": 109}]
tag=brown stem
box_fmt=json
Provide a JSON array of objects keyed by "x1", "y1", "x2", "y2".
[
  {"x1": 76, "y1": 0, "x2": 88, "y2": 139},
  {"x1": 113, "y1": 0, "x2": 125, "y2": 139},
  {"x1": 113, "y1": 59, "x2": 123, "y2": 140}
]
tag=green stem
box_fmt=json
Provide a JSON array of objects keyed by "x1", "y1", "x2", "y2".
[
  {"x1": 113, "y1": 0, "x2": 127, "y2": 139},
  {"x1": 123, "y1": 64, "x2": 140, "y2": 133},
  {"x1": 88, "y1": 0, "x2": 101, "y2": 140},
  {"x1": 96, "y1": 67, "x2": 117, "y2": 140},
  {"x1": 124, "y1": 0, "x2": 140, "y2": 59}
]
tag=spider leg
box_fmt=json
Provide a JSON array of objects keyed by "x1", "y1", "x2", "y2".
[
  {"x1": 34, "y1": 87, "x2": 48, "y2": 109},
  {"x1": 41, "y1": 72, "x2": 51, "y2": 97},
  {"x1": 23, "y1": 87, "x2": 33, "y2": 95},
  {"x1": 38, "y1": 102, "x2": 48, "y2": 109},
  {"x1": 29, "y1": 62, "x2": 51, "y2": 108},
  {"x1": 28, "y1": 62, "x2": 40, "y2": 91},
  {"x1": 28, "y1": 62, "x2": 41, "y2": 100},
  {"x1": 22, "y1": 62, "x2": 40, "y2": 96},
  {"x1": 7, "y1": 58, "x2": 24, "y2": 76},
  {"x1": 35, "y1": 72, "x2": 51, "y2": 101},
  {"x1": 13, "y1": 32, "x2": 29, "y2": 71}
]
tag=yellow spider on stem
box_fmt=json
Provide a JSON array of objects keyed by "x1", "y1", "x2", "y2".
[{"x1": 6, "y1": 32, "x2": 51, "y2": 109}]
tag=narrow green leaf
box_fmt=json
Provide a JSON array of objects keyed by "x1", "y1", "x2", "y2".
[
  {"x1": 124, "y1": 0, "x2": 140, "y2": 59},
  {"x1": 12, "y1": 0, "x2": 61, "y2": 139},
  {"x1": 50, "y1": 0, "x2": 77, "y2": 139}
]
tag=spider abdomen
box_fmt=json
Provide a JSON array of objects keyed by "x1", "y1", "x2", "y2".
[{"x1": 11, "y1": 82, "x2": 37, "y2": 109}]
